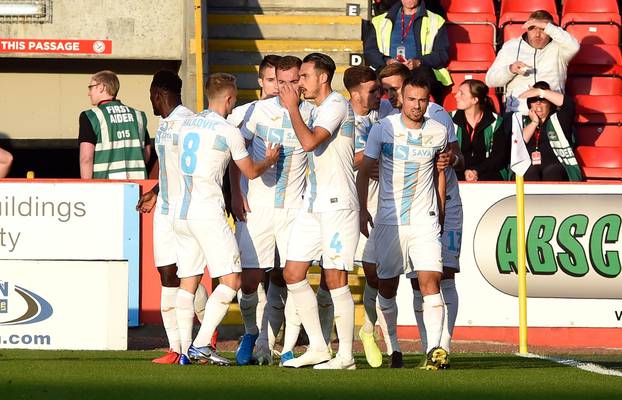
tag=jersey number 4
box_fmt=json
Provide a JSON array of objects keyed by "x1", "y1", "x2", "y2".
[{"x1": 330, "y1": 232, "x2": 343, "y2": 254}]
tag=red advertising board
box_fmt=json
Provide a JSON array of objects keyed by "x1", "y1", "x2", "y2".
[{"x1": 0, "y1": 39, "x2": 112, "y2": 54}]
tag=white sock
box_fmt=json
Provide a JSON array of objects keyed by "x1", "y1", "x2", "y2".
[
  {"x1": 256, "y1": 282, "x2": 267, "y2": 334},
  {"x1": 316, "y1": 286, "x2": 334, "y2": 345},
  {"x1": 239, "y1": 291, "x2": 259, "y2": 335},
  {"x1": 194, "y1": 284, "x2": 208, "y2": 323},
  {"x1": 258, "y1": 283, "x2": 286, "y2": 351},
  {"x1": 330, "y1": 285, "x2": 354, "y2": 360},
  {"x1": 413, "y1": 289, "x2": 427, "y2": 353},
  {"x1": 378, "y1": 294, "x2": 401, "y2": 353},
  {"x1": 376, "y1": 300, "x2": 392, "y2": 354},
  {"x1": 175, "y1": 289, "x2": 195, "y2": 355},
  {"x1": 287, "y1": 280, "x2": 326, "y2": 351},
  {"x1": 281, "y1": 291, "x2": 301, "y2": 353},
  {"x1": 423, "y1": 293, "x2": 445, "y2": 353},
  {"x1": 161, "y1": 286, "x2": 180, "y2": 353},
  {"x1": 193, "y1": 284, "x2": 237, "y2": 348},
  {"x1": 440, "y1": 279, "x2": 459, "y2": 353},
  {"x1": 362, "y1": 283, "x2": 378, "y2": 333}
]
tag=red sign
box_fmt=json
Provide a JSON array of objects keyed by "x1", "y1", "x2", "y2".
[{"x1": 0, "y1": 39, "x2": 112, "y2": 54}]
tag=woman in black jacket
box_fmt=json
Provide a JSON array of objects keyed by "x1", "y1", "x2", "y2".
[{"x1": 451, "y1": 79, "x2": 509, "y2": 181}]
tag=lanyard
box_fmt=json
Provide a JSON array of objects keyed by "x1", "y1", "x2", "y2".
[
  {"x1": 534, "y1": 125, "x2": 541, "y2": 150},
  {"x1": 401, "y1": 9, "x2": 415, "y2": 43},
  {"x1": 465, "y1": 121, "x2": 478, "y2": 143}
]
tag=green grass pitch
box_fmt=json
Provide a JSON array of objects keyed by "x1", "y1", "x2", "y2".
[{"x1": 1, "y1": 350, "x2": 622, "y2": 399}]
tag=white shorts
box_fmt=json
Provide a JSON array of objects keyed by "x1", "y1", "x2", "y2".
[
  {"x1": 354, "y1": 182, "x2": 378, "y2": 264},
  {"x1": 371, "y1": 222, "x2": 442, "y2": 279},
  {"x1": 174, "y1": 215, "x2": 242, "y2": 279},
  {"x1": 236, "y1": 207, "x2": 298, "y2": 269},
  {"x1": 153, "y1": 211, "x2": 177, "y2": 267},
  {"x1": 286, "y1": 209, "x2": 359, "y2": 271},
  {"x1": 441, "y1": 204, "x2": 463, "y2": 271}
]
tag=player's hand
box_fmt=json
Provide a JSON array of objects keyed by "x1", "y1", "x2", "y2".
[
  {"x1": 136, "y1": 190, "x2": 157, "y2": 213},
  {"x1": 264, "y1": 143, "x2": 282, "y2": 165},
  {"x1": 509, "y1": 61, "x2": 530, "y2": 75},
  {"x1": 370, "y1": 160, "x2": 380, "y2": 181},
  {"x1": 464, "y1": 169, "x2": 478, "y2": 182},
  {"x1": 231, "y1": 192, "x2": 250, "y2": 222},
  {"x1": 523, "y1": 19, "x2": 548, "y2": 31},
  {"x1": 436, "y1": 151, "x2": 452, "y2": 171},
  {"x1": 278, "y1": 82, "x2": 300, "y2": 111},
  {"x1": 360, "y1": 209, "x2": 374, "y2": 238}
]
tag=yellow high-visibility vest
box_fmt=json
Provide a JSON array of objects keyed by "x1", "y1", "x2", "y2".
[{"x1": 371, "y1": 10, "x2": 452, "y2": 86}]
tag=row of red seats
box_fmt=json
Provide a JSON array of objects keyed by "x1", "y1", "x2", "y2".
[{"x1": 436, "y1": 0, "x2": 622, "y2": 180}]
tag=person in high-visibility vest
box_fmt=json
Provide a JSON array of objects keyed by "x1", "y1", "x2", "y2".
[
  {"x1": 78, "y1": 70, "x2": 151, "y2": 179},
  {"x1": 364, "y1": 0, "x2": 452, "y2": 102}
]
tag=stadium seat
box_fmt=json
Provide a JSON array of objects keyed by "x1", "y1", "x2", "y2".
[
  {"x1": 566, "y1": 76, "x2": 622, "y2": 96},
  {"x1": 576, "y1": 125, "x2": 622, "y2": 147},
  {"x1": 441, "y1": 0, "x2": 496, "y2": 22},
  {"x1": 447, "y1": 43, "x2": 495, "y2": 72},
  {"x1": 565, "y1": 24, "x2": 620, "y2": 45},
  {"x1": 442, "y1": 89, "x2": 501, "y2": 114},
  {"x1": 574, "y1": 95, "x2": 622, "y2": 124},
  {"x1": 501, "y1": 24, "x2": 526, "y2": 42},
  {"x1": 449, "y1": 72, "x2": 487, "y2": 86},
  {"x1": 561, "y1": 0, "x2": 621, "y2": 28},
  {"x1": 446, "y1": 23, "x2": 496, "y2": 45},
  {"x1": 568, "y1": 45, "x2": 622, "y2": 78},
  {"x1": 498, "y1": 0, "x2": 559, "y2": 28},
  {"x1": 575, "y1": 146, "x2": 622, "y2": 180}
]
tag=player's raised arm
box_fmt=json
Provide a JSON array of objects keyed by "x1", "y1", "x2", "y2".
[{"x1": 279, "y1": 82, "x2": 330, "y2": 152}]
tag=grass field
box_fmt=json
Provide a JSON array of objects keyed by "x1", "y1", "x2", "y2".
[{"x1": 2, "y1": 350, "x2": 622, "y2": 399}]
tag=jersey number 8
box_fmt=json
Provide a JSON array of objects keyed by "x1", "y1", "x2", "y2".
[{"x1": 181, "y1": 132, "x2": 200, "y2": 174}]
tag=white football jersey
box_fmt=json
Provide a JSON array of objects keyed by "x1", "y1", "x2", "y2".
[
  {"x1": 154, "y1": 105, "x2": 195, "y2": 215},
  {"x1": 365, "y1": 113, "x2": 447, "y2": 225},
  {"x1": 305, "y1": 91, "x2": 358, "y2": 213},
  {"x1": 354, "y1": 99, "x2": 396, "y2": 213},
  {"x1": 425, "y1": 102, "x2": 462, "y2": 211},
  {"x1": 242, "y1": 97, "x2": 313, "y2": 209},
  {"x1": 227, "y1": 101, "x2": 257, "y2": 129},
  {"x1": 176, "y1": 109, "x2": 249, "y2": 219}
]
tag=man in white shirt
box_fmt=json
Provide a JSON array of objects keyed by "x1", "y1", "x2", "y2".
[
  {"x1": 279, "y1": 53, "x2": 359, "y2": 369},
  {"x1": 172, "y1": 73, "x2": 281, "y2": 366}
]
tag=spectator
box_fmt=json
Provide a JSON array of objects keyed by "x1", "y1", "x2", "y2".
[
  {"x1": 486, "y1": 10, "x2": 580, "y2": 114},
  {"x1": 511, "y1": 81, "x2": 582, "y2": 181},
  {"x1": 451, "y1": 80, "x2": 509, "y2": 181},
  {"x1": 0, "y1": 147, "x2": 12, "y2": 178},
  {"x1": 364, "y1": 0, "x2": 451, "y2": 102},
  {"x1": 79, "y1": 70, "x2": 151, "y2": 179}
]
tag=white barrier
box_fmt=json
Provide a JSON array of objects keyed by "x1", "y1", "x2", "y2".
[{"x1": 0, "y1": 260, "x2": 128, "y2": 350}]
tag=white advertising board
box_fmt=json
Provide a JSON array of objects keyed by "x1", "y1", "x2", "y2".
[
  {"x1": 0, "y1": 260, "x2": 128, "y2": 350},
  {"x1": 396, "y1": 183, "x2": 622, "y2": 328}
]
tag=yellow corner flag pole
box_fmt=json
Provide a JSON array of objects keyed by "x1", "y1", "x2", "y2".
[
  {"x1": 516, "y1": 174, "x2": 528, "y2": 354},
  {"x1": 194, "y1": 0, "x2": 204, "y2": 112}
]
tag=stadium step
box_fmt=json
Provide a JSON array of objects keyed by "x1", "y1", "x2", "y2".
[
  {"x1": 207, "y1": 15, "x2": 362, "y2": 40},
  {"x1": 207, "y1": 0, "x2": 369, "y2": 16}
]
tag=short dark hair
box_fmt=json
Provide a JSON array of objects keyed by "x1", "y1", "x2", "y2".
[
  {"x1": 277, "y1": 55, "x2": 302, "y2": 72},
  {"x1": 378, "y1": 63, "x2": 410, "y2": 82},
  {"x1": 259, "y1": 55, "x2": 282, "y2": 78},
  {"x1": 461, "y1": 79, "x2": 495, "y2": 113},
  {"x1": 401, "y1": 75, "x2": 431, "y2": 95},
  {"x1": 303, "y1": 52, "x2": 336, "y2": 83},
  {"x1": 151, "y1": 70, "x2": 182, "y2": 96},
  {"x1": 527, "y1": 81, "x2": 553, "y2": 107},
  {"x1": 343, "y1": 66, "x2": 377, "y2": 91},
  {"x1": 528, "y1": 10, "x2": 554, "y2": 22}
]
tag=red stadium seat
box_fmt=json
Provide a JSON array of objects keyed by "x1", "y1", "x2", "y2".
[
  {"x1": 449, "y1": 72, "x2": 487, "y2": 86},
  {"x1": 498, "y1": 0, "x2": 559, "y2": 28},
  {"x1": 575, "y1": 146, "x2": 622, "y2": 180},
  {"x1": 441, "y1": 0, "x2": 497, "y2": 24},
  {"x1": 502, "y1": 24, "x2": 526, "y2": 42},
  {"x1": 447, "y1": 43, "x2": 495, "y2": 72},
  {"x1": 574, "y1": 95, "x2": 622, "y2": 124},
  {"x1": 565, "y1": 24, "x2": 620, "y2": 45},
  {"x1": 561, "y1": 0, "x2": 621, "y2": 27},
  {"x1": 568, "y1": 45, "x2": 622, "y2": 77},
  {"x1": 446, "y1": 23, "x2": 496, "y2": 45},
  {"x1": 442, "y1": 89, "x2": 501, "y2": 114},
  {"x1": 576, "y1": 125, "x2": 622, "y2": 147},
  {"x1": 566, "y1": 76, "x2": 622, "y2": 96}
]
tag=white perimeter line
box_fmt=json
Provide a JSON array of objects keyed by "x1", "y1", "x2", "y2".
[{"x1": 518, "y1": 352, "x2": 622, "y2": 377}]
